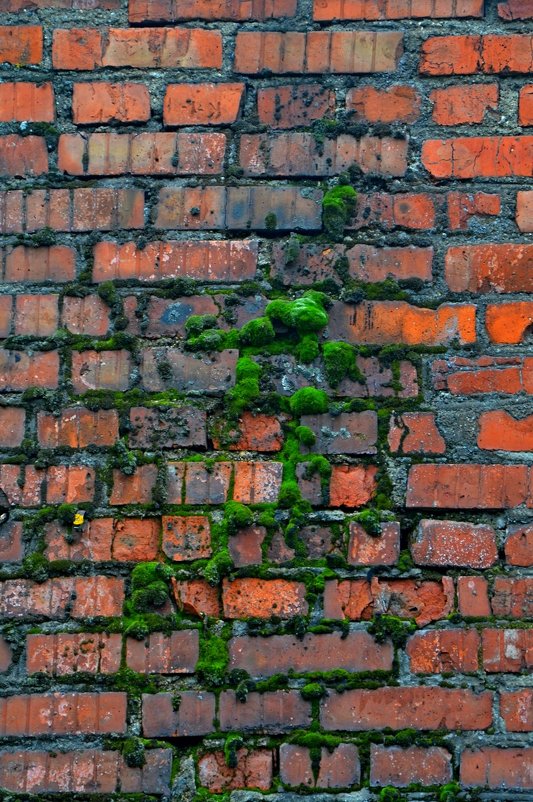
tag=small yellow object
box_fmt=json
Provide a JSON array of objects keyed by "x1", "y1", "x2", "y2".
[{"x1": 73, "y1": 512, "x2": 85, "y2": 526}]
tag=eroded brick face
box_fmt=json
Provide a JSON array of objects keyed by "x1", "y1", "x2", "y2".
[{"x1": 0, "y1": 3, "x2": 530, "y2": 800}]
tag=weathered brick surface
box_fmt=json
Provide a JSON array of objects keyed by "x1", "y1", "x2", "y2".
[{"x1": 0, "y1": 4, "x2": 530, "y2": 798}]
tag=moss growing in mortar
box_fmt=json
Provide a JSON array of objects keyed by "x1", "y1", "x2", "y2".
[
  {"x1": 266, "y1": 291, "x2": 329, "y2": 334},
  {"x1": 130, "y1": 562, "x2": 173, "y2": 613},
  {"x1": 289, "y1": 388, "x2": 329, "y2": 416},
  {"x1": 323, "y1": 341, "x2": 364, "y2": 387},
  {"x1": 322, "y1": 185, "x2": 357, "y2": 239}
]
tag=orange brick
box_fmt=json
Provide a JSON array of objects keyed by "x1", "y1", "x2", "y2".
[
  {"x1": 0, "y1": 135, "x2": 48, "y2": 177},
  {"x1": 130, "y1": 0, "x2": 297, "y2": 21},
  {"x1": 422, "y1": 136, "x2": 533, "y2": 178},
  {"x1": 164, "y1": 83, "x2": 244, "y2": 125},
  {"x1": 430, "y1": 84, "x2": 498, "y2": 125},
  {"x1": 0, "y1": 26, "x2": 42, "y2": 65},
  {"x1": 222, "y1": 578, "x2": 308, "y2": 619},
  {"x1": 258, "y1": 84, "x2": 335, "y2": 128},
  {"x1": 72, "y1": 82, "x2": 150, "y2": 124},
  {"x1": 519, "y1": 85, "x2": 533, "y2": 125},
  {"x1": 14, "y1": 294, "x2": 58, "y2": 336},
  {"x1": 329, "y1": 465, "x2": 377, "y2": 508},
  {"x1": 347, "y1": 85, "x2": 420, "y2": 123},
  {"x1": 0, "y1": 83, "x2": 54, "y2": 122},
  {"x1": 314, "y1": 0, "x2": 483, "y2": 18},
  {"x1": 446, "y1": 244, "x2": 533, "y2": 293},
  {"x1": 37, "y1": 408, "x2": 118, "y2": 448},
  {"x1": 516, "y1": 190, "x2": 533, "y2": 232}
]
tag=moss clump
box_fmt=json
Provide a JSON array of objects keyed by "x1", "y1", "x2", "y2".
[
  {"x1": 322, "y1": 185, "x2": 357, "y2": 239},
  {"x1": 295, "y1": 333, "x2": 319, "y2": 364},
  {"x1": 226, "y1": 357, "x2": 261, "y2": 417},
  {"x1": 289, "y1": 387, "x2": 329, "y2": 417},
  {"x1": 122, "y1": 737, "x2": 146, "y2": 769},
  {"x1": 202, "y1": 548, "x2": 233, "y2": 586},
  {"x1": 239, "y1": 317, "x2": 275, "y2": 346},
  {"x1": 295, "y1": 425, "x2": 316, "y2": 447},
  {"x1": 130, "y1": 562, "x2": 173, "y2": 613},
  {"x1": 185, "y1": 314, "x2": 219, "y2": 336},
  {"x1": 379, "y1": 788, "x2": 404, "y2": 802},
  {"x1": 300, "y1": 682, "x2": 326, "y2": 700},
  {"x1": 439, "y1": 782, "x2": 460, "y2": 802},
  {"x1": 56, "y1": 503, "x2": 77, "y2": 526},
  {"x1": 355, "y1": 508, "x2": 382, "y2": 537},
  {"x1": 266, "y1": 291, "x2": 329, "y2": 334},
  {"x1": 196, "y1": 633, "x2": 229, "y2": 687},
  {"x1": 22, "y1": 553, "x2": 49, "y2": 583},
  {"x1": 369, "y1": 614, "x2": 416, "y2": 649},
  {"x1": 184, "y1": 329, "x2": 225, "y2": 352},
  {"x1": 265, "y1": 212, "x2": 277, "y2": 231},
  {"x1": 224, "y1": 734, "x2": 244, "y2": 768},
  {"x1": 224, "y1": 502, "x2": 253, "y2": 534},
  {"x1": 323, "y1": 341, "x2": 364, "y2": 387}
]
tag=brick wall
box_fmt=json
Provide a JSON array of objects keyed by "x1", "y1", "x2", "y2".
[{"x1": 0, "y1": 0, "x2": 531, "y2": 800}]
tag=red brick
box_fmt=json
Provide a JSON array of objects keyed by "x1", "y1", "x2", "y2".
[
  {"x1": 0, "y1": 464, "x2": 95, "y2": 506},
  {"x1": 314, "y1": 0, "x2": 483, "y2": 18},
  {"x1": 421, "y1": 35, "x2": 533, "y2": 75},
  {"x1": 199, "y1": 749, "x2": 273, "y2": 792},
  {"x1": 214, "y1": 412, "x2": 283, "y2": 453},
  {"x1": 129, "y1": 406, "x2": 206, "y2": 449},
  {"x1": 300, "y1": 412, "x2": 376, "y2": 455},
  {"x1": 432, "y1": 355, "x2": 533, "y2": 395},
  {"x1": 329, "y1": 301, "x2": 475, "y2": 346},
  {"x1": 93, "y1": 240, "x2": 257, "y2": 283},
  {"x1": 321, "y1": 688, "x2": 492, "y2": 731},
  {"x1": 11, "y1": 294, "x2": 57, "y2": 336},
  {"x1": 239, "y1": 133, "x2": 407, "y2": 177},
  {"x1": 0, "y1": 749, "x2": 171, "y2": 795},
  {"x1": 0, "y1": 637, "x2": 12, "y2": 672},
  {"x1": 324, "y1": 577, "x2": 454, "y2": 626},
  {"x1": 126, "y1": 294, "x2": 219, "y2": 339},
  {"x1": 2, "y1": 246, "x2": 75, "y2": 283},
  {"x1": 126, "y1": 631, "x2": 199, "y2": 674},
  {"x1": 478, "y1": 410, "x2": 533, "y2": 451},
  {"x1": 431, "y1": 85, "x2": 498, "y2": 125},
  {"x1": 423, "y1": 136, "x2": 533, "y2": 178},
  {"x1": 0, "y1": 26, "x2": 42, "y2": 65},
  {"x1": 219, "y1": 690, "x2": 311, "y2": 733},
  {"x1": 0, "y1": 408, "x2": 24, "y2": 447},
  {"x1": 155, "y1": 186, "x2": 322, "y2": 231},
  {"x1": 448, "y1": 192, "x2": 500, "y2": 231},
  {"x1": 130, "y1": 0, "x2": 297, "y2": 21},
  {"x1": 234, "y1": 31, "x2": 403, "y2": 74},
  {"x1": 457, "y1": 576, "x2": 490, "y2": 617},
  {"x1": 233, "y1": 461, "x2": 283, "y2": 503},
  {"x1": 519, "y1": 86, "x2": 533, "y2": 125},
  {"x1": 53, "y1": 28, "x2": 222, "y2": 70},
  {"x1": 258, "y1": 84, "x2": 335, "y2": 128},
  {"x1": 62, "y1": 295, "x2": 111, "y2": 336},
  {"x1": 348, "y1": 522, "x2": 400, "y2": 566},
  {"x1": 0, "y1": 692, "x2": 126, "y2": 735},
  {"x1": 164, "y1": 83, "x2": 244, "y2": 125},
  {"x1": 171, "y1": 577, "x2": 221, "y2": 617},
  {"x1": 45, "y1": 518, "x2": 160, "y2": 562},
  {"x1": 273, "y1": 243, "x2": 432, "y2": 286},
  {"x1": 482, "y1": 628, "x2": 533, "y2": 672},
  {"x1": 329, "y1": 464, "x2": 377, "y2": 508},
  {"x1": 72, "y1": 82, "x2": 150, "y2": 124},
  {"x1": 517, "y1": 190, "x2": 533, "y2": 232},
  {"x1": 27, "y1": 633, "x2": 121, "y2": 675},
  {"x1": 491, "y1": 577, "x2": 533, "y2": 618},
  {"x1": 38, "y1": 408, "x2": 118, "y2": 448},
  {"x1": 347, "y1": 85, "x2": 420, "y2": 123},
  {"x1": 222, "y1": 578, "x2": 308, "y2": 619},
  {"x1": 72, "y1": 188, "x2": 144, "y2": 231},
  {"x1": 411, "y1": 519, "x2": 497, "y2": 568},
  {"x1": 109, "y1": 464, "x2": 158, "y2": 506},
  {"x1": 280, "y1": 743, "x2": 360, "y2": 789},
  {"x1": 59, "y1": 132, "x2": 225, "y2": 176},
  {"x1": 71, "y1": 350, "x2": 132, "y2": 393},
  {"x1": 351, "y1": 193, "x2": 436, "y2": 230},
  {"x1": 407, "y1": 464, "x2": 530, "y2": 509},
  {"x1": 370, "y1": 745, "x2": 452, "y2": 787},
  {"x1": 1, "y1": 0, "x2": 120, "y2": 6},
  {"x1": 388, "y1": 412, "x2": 445, "y2": 454},
  {"x1": 229, "y1": 631, "x2": 393, "y2": 677},
  {"x1": 0, "y1": 136, "x2": 47, "y2": 177},
  {"x1": 499, "y1": 0, "x2": 533, "y2": 17},
  {"x1": 178, "y1": 462, "x2": 232, "y2": 505},
  {"x1": 0, "y1": 577, "x2": 124, "y2": 619},
  {"x1": 501, "y1": 689, "x2": 533, "y2": 732},
  {"x1": 0, "y1": 522, "x2": 23, "y2": 562},
  {"x1": 0, "y1": 83, "x2": 54, "y2": 123},
  {"x1": 461, "y1": 748, "x2": 533, "y2": 789},
  {"x1": 142, "y1": 691, "x2": 215, "y2": 737},
  {"x1": 505, "y1": 524, "x2": 533, "y2": 566},
  {"x1": 141, "y1": 348, "x2": 237, "y2": 394},
  {"x1": 228, "y1": 526, "x2": 265, "y2": 567},
  {"x1": 407, "y1": 629, "x2": 480, "y2": 673},
  {"x1": 162, "y1": 515, "x2": 211, "y2": 561}
]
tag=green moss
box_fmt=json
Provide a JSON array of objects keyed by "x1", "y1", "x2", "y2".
[
  {"x1": 224, "y1": 501, "x2": 253, "y2": 533},
  {"x1": 122, "y1": 737, "x2": 146, "y2": 769},
  {"x1": 224, "y1": 733, "x2": 244, "y2": 768},
  {"x1": 196, "y1": 633, "x2": 229, "y2": 687},
  {"x1": 295, "y1": 425, "x2": 316, "y2": 447},
  {"x1": 266, "y1": 292, "x2": 329, "y2": 334},
  {"x1": 379, "y1": 787, "x2": 405, "y2": 802},
  {"x1": 322, "y1": 185, "x2": 357, "y2": 240},
  {"x1": 439, "y1": 782, "x2": 461, "y2": 801},
  {"x1": 323, "y1": 341, "x2": 364, "y2": 387},
  {"x1": 369, "y1": 615, "x2": 416, "y2": 649},
  {"x1": 300, "y1": 682, "x2": 326, "y2": 700},
  {"x1": 130, "y1": 562, "x2": 173, "y2": 613},
  {"x1": 354, "y1": 508, "x2": 382, "y2": 537},
  {"x1": 226, "y1": 357, "x2": 262, "y2": 417},
  {"x1": 265, "y1": 212, "x2": 277, "y2": 231},
  {"x1": 185, "y1": 314, "x2": 219, "y2": 336},
  {"x1": 202, "y1": 548, "x2": 233, "y2": 586},
  {"x1": 289, "y1": 388, "x2": 329, "y2": 416},
  {"x1": 56, "y1": 503, "x2": 77, "y2": 526},
  {"x1": 239, "y1": 316, "x2": 275, "y2": 346},
  {"x1": 397, "y1": 549, "x2": 414, "y2": 572},
  {"x1": 22, "y1": 553, "x2": 49, "y2": 583},
  {"x1": 184, "y1": 329, "x2": 225, "y2": 352}
]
